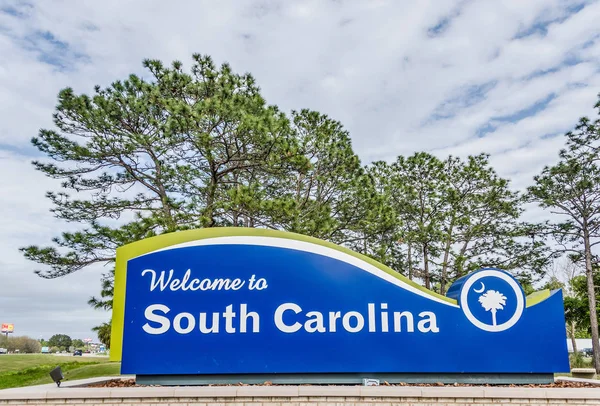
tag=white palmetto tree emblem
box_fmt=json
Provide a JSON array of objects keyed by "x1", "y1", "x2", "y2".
[{"x1": 478, "y1": 290, "x2": 507, "y2": 326}]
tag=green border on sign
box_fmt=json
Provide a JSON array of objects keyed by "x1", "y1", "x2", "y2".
[{"x1": 109, "y1": 227, "x2": 552, "y2": 362}]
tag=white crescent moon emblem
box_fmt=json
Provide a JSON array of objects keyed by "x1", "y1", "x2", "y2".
[{"x1": 473, "y1": 281, "x2": 485, "y2": 293}]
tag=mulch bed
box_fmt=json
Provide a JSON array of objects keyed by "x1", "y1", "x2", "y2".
[{"x1": 87, "y1": 379, "x2": 600, "y2": 388}]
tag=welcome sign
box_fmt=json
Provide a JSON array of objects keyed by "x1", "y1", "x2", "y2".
[{"x1": 110, "y1": 228, "x2": 569, "y2": 382}]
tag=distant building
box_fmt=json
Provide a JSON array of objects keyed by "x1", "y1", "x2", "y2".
[{"x1": 567, "y1": 338, "x2": 593, "y2": 352}]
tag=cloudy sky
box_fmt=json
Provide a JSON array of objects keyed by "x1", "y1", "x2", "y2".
[{"x1": 0, "y1": 0, "x2": 599, "y2": 341}]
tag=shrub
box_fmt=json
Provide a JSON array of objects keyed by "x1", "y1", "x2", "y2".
[
  {"x1": 570, "y1": 352, "x2": 588, "y2": 369},
  {"x1": 0, "y1": 336, "x2": 42, "y2": 353}
]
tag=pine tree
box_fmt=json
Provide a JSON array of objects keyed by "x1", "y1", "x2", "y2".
[
  {"x1": 21, "y1": 54, "x2": 299, "y2": 279},
  {"x1": 528, "y1": 94, "x2": 600, "y2": 372},
  {"x1": 371, "y1": 152, "x2": 546, "y2": 291}
]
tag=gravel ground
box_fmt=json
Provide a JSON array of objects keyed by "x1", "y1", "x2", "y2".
[{"x1": 87, "y1": 379, "x2": 600, "y2": 388}]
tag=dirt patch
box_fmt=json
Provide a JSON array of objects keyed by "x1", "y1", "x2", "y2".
[{"x1": 87, "y1": 379, "x2": 600, "y2": 388}]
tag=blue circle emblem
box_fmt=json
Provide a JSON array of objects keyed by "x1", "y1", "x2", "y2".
[{"x1": 459, "y1": 269, "x2": 525, "y2": 332}]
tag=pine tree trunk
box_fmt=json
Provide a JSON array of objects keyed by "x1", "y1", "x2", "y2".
[
  {"x1": 407, "y1": 244, "x2": 413, "y2": 280},
  {"x1": 570, "y1": 321, "x2": 578, "y2": 354},
  {"x1": 440, "y1": 242, "x2": 451, "y2": 295},
  {"x1": 583, "y1": 227, "x2": 600, "y2": 373},
  {"x1": 423, "y1": 243, "x2": 430, "y2": 289},
  {"x1": 204, "y1": 165, "x2": 218, "y2": 227},
  {"x1": 455, "y1": 239, "x2": 470, "y2": 278},
  {"x1": 440, "y1": 219, "x2": 455, "y2": 296}
]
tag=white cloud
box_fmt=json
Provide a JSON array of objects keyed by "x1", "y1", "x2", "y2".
[
  {"x1": 0, "y1": 0, "x2": 599, "y2": 340},
  {"x1": 0, "y1": 149, "x2": 106, "y2": 339}
]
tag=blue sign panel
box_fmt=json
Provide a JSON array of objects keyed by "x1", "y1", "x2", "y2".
[{"x1": 116, "y1": 230, "x2": 569, "y2": 375}]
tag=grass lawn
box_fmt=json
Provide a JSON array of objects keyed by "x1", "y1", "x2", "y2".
[
  {"x1": 0, "y1": 354, "x2": 120, "y2": 389},
  {"x1": 0, "y1": 354, "x2": 109, "y2": 373}
]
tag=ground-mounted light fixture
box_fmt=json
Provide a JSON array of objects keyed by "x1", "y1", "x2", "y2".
[{"x1": 49, "y1": 366, "x2": 64, "y2": 387}]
